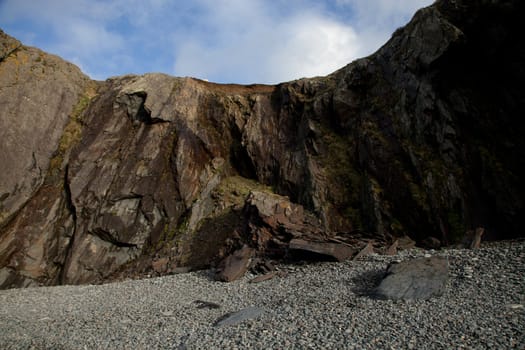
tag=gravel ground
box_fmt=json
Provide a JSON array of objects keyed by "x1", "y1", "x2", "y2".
[{"x1": 0, "y1": 241, "x2": 523, "y2": 349}]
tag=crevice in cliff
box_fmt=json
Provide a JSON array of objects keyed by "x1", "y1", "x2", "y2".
[
  {"x1": 109, "y1": 193, "x2": 143, "y2": 203},
  {"x1": 63, "y1": 165, "x2": 77, "y2": 229},
  {"x1": 229, "y1": 125, "x2": 257, "y2": 180},
  {"x1": 89, "y1": 228, "x2": 138, "y2": 248},
  {"x1": 59, "y1": 165, "x2": 78, "y2": 284}
]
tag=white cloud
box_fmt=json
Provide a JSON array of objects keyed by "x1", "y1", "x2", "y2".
[
  {"x1": 333, "y1": 0, "x2": 434, "y2": 56},
  {"x1": 0, "y1": 0, "x2": 129, "y2": 79},
  {"x1": 171, "y1": 1, "x2": 361, "y2": 83},
  {"x1": 0, "y1": 0, "x2": 433, "y2": 83},
  {"x1": 266, "y1": 15, "x2": 360, "y2": 82},
  {"x1": 53, "y1": 20, "x2": 124, "y2": 56}
]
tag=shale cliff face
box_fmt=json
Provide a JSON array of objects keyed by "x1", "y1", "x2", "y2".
[{"x1": 1, "y1": 0, "x2": 523, "y2": 288}]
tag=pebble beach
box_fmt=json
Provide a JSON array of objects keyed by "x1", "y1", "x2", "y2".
[{"x1": 0, "y1": 241, "x2": 523, "y2": 349}]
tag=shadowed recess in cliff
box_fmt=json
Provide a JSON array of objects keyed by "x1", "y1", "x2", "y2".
[{"x1": 89, "y1": 228, "x2": 138, "y2": 248}]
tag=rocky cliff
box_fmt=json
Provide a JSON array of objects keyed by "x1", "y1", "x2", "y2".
[{"x1": 1, "y1": 0, "x2": 524, "y2": 288}]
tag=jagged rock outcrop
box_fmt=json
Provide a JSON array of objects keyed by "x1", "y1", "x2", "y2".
[{"x1": 1, "y1": 0, "x2": 524, "y2": 288}]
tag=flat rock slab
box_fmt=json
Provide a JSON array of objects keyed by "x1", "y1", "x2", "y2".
[
  {"x1": 289, "y1": 239, "x2": 355, "y2": 262},
  {"x1": 213, "y1": 307, "x2": 264, "y2": 327},
  {"x1": 375, "y1": 256, "x2": 448, "y2": 300},
  {"x1": 249, "y1": 272, "x2": 275, "y2": 283}
]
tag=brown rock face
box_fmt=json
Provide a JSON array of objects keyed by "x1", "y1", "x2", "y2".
[
  {"x1": 1, "y1": 0, "x2": 524, "y2": 288},
  {"x1": 0, "y1": 30, "x2": 91, "y2": 287}
]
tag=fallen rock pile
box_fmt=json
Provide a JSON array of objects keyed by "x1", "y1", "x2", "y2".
[
  {"x1": 215, "y1": 190, "x2": 383, "y2": 281},
  {"x1": 214, "y1": 190, "x2": 484, "y2": 284}
]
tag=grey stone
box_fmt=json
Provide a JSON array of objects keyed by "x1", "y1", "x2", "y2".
[
  {"x1": 213, "y1": 307, "x2": 264, "y2": 327},
  {"x1": 375, "y1": 256, "x2": 449, "y2": 300},
  {"x1": 193, "y1": 300, "x2": 221, "y2": 309}
]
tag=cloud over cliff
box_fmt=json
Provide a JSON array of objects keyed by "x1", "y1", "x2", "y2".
[{"x1": 0, "y1": 0, "x2": 431, "y2": 83}]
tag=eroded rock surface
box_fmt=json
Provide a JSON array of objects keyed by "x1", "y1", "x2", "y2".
[
  {"x1": 1, "y1": 0, "x2": 524, "y2": 288},
  {"x1": 0, "y1": 30, "x2": 91, "y2": 287}
]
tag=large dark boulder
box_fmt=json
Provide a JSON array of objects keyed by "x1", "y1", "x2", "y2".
[{"x1": 375, "y1": 257, "x2": 449, "y2": 300}]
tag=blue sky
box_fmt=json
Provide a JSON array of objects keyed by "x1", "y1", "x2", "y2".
[{"x1": 0, "y1": 0, "x2": 433, "y2": 84}]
